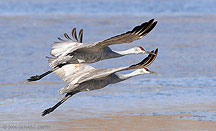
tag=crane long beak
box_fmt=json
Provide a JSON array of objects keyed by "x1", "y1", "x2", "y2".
[
  {"x1": 149, "y1": 71, "x2": 161, "y2": 76},
  {"x1": 145, "y1": 51, "x2": 156, "y2": 55}
]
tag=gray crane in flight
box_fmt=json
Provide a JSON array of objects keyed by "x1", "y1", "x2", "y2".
[{"x1": 28, "y1": 19, "x2": 157, "y2": 82}]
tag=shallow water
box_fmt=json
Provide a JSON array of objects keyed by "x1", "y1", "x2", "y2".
[
  {"x1": 0, "y1": 0, "x2": 216, "y2": 130},
  {"x1": 0, "y1": 0, "x2": 216, "y2": 15}
]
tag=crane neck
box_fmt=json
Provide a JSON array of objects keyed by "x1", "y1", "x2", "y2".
[
  {"x1": 113, "y1": 48, "x2": 137, "y2": 56},
  {"x1": 118, "y1": 69, "x2": 144, "y2": 80}
]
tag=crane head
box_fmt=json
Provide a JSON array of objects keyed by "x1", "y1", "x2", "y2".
[
  {"x1": 132, "y1": 46, "x2": 155, "y2": 55},
  {"x1": 143, "y1": 67, "x2": 161, "y2": 75}
]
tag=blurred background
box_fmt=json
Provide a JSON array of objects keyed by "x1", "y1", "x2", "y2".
[{"x1": 0, "y1": 0, "x2": 216, "y2": 130}]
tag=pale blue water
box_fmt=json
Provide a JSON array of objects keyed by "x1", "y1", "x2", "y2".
[
  {"x1": 0, "y1": 0, "x2": 216, "y2": 16},
  {"x1": 0, "y1": 0, "x2": 216, "y2": 129}
]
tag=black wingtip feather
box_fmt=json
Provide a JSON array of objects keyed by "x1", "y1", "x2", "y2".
[
  {"x1": 132, "y1": 22, "x2": 148, "y2": 33},
  {"x1": 148, "y1": 19, "x2": 154, "y2": 23},
  {"x1": 64, "y1": 33, "x2": 72, "y2": 40},
  {"x1": 72, "y1": 28, "x2": 78, "y2": 41},
  {"x1": 131, "y1": 19, "x2": 156, "y2": 36},
  {"x1": 78, "y1": 29, "x2": 83, "y2": 43},
  {"x1": 57, "y1": 37, "x2": 66, "y2": 42},
  {"x1": 144, "y1": 48, "x2": 158, "y2": 67},
  {"x1": 140, "y1": 21, "x2": 157, "y2": 36},
  {"x1": 129, "y1": 48, "x2": 158, "y2": 69}
]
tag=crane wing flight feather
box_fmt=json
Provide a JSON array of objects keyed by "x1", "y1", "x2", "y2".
[
  {"x1": 56, "y1": 28, "x2": 83, "y2": 43},
  {"x1": 72, "y1": 28, "x2": 78, "y2": 42},
  {"x1": 78, "y1": 29, "x2": 83, "y2": 43},
  {"x1": 57, "y1": 37, "x2": 66, "y2": 42},
  {"x1": 95, "y1": 19, "x2": 157, "y2": 47},
  {"x1": 53, "y1": 64, "x2": 95, "y2": 83},
  {"x1": 129, "y1": 48, "x2": 158, "y2": 69},
  {"x1": 64, "y1": 33, "x2": 73, "y2": 41}
]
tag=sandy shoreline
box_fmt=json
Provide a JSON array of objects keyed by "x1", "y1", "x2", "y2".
[
  {"x1": 2, "y1": 113, "x2": 213, "y2": 130},
  {"x1": 40, "y1": 114, "x2": 216, "y2": 130},
  {"x1": 1, "y1": 112, "x2": 216, "y2": 130}
]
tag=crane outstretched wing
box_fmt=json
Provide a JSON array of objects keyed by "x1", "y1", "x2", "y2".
[
  {"x1": 94, "y1": 19, "x2": 157, "y2": 47},
  {"x1": 53, "y1": 64, "x2": 95, "y2": 83}
]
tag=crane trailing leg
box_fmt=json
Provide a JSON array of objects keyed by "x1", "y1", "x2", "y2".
[
  {"x1": 27, "y1": 63, "x2": 67, "y2": 82},
  {"x1": 42, "y1": 90, "x2": 80, "y2": 117},
  {"x1": 27, "y1": 70, "x2": 53, "y2": 81}
]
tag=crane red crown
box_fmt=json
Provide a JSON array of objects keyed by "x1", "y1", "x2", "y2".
[
  {"x1": 144, "y1": 67, "x2": 149, "y2": 71},
  {"x1": 139, "y1": 46, "x2": 144, "y2": 51}
]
